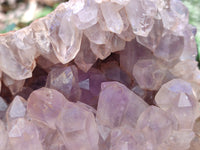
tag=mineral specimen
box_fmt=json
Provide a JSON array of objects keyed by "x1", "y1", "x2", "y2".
[{"x1": 0, "y1": 0, "x2": 199, "y2": 150}]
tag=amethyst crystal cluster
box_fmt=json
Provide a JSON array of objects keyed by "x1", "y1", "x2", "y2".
[{"x1": 0, "y1": 0, "x2": 200, "y2": 149}]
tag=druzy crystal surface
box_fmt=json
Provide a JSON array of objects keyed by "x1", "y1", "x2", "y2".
[{"x1": 0, "y1": 0, "x2": 200, "y2": 150}]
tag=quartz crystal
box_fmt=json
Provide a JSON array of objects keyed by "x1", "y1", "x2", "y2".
[
  {"x1": 0, "y1": 0, "x2": 199, "y2": 150},
  {"x1": 155, "y1": 79, "x2": 199, "y2": 129},
  {"x1": 97, "y1": 81, "x2": 148, "y2": 130},
  {"x1": 27, "y1": 88, "x2": 67, "y2": 129}
]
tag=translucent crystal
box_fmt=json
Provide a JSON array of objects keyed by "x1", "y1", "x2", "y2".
[
  {"x1": 46, "y1": 65, "x2": 81, "y2": 102},
  {"x1": 27, "y1": 88, "x2": 67, "y2": 129},
  {"x1": 125, "y1": 0, "x2": 155, "y2": 36},
  {"x1": 154, "y1": 32, "x2": 184, "y2": 62},
  {"x1": 8, "y1": 118, "x2": 43, "y2": 150},
  {"x1": 2, "y1": 74, "x2": 25, "y2": 95},
  {"x1": 6, "y1": 96, "x2": 27, "y2": 120},
  {"x1": 97, "y1": 81, "x2": 148, "y2": 129},
  {"x1": 133, "y1": 59, "x2": 166, "y2": 90},
  {"x1": 50, "y1": 4, "x2": 83, "y2": 64},
  {"x1": 137, "y1": 106, "x2": 177, "y2": 144},
  {"x1": 74, "y1": 35, "x2": 97, "y2": 72},
  {"x1": 155, "y1": 79, "x2": 199, "y2": 129},
  {"x1": 0, "y1": 0, "x2": 199, "y2": 149},
  {"x1": 56, "y1": 101, "x2": 99, "y2": 150},
  {"x1": 101, "y1": 1, "x2": 124, "y2": 34},
  {"x1": 0, "y1": 28, "x2": 36, "y2": 80}
]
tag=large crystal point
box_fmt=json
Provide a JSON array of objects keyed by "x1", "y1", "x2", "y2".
[
  {"x1": 0, "y1": 0, "x2": 199, "y2": 149},
  {"x1": 27, "y1": 88, "x2": 67, "y2": 129},
  {"x1": 50, "y1": 4, "x2": 83, "y2": 64}
]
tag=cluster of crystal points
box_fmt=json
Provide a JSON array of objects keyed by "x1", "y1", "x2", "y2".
[{"x1": 0, "y1": 0, "x2": 200, "y2": 149}]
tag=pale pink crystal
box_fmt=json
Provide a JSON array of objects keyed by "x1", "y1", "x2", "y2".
[
  {"x1": 2, "y1": 74, "x2": 25, "y2": 95},
  {"x1": 50, "y1": 4, "x2": 83, "y2": 64},
  {"x1": 27, "y1": 88, "x2": 67, "y2": 129},
  {"x1": 159, "y1": 0, "x2": 189, "y2": 33},
  {"x1": 108, "y1": 126, "x2": 142, "y2": 150},
  {"x1": 0, "y1": 0, "x2": 199, "y2": 149},
  {"x1": 137, "y1": 106, "x2": 177, "y2": 145},
  {"x1": 84, "y1": 23, "x2": 109, "y2": 45},
  {"x1": 155, "y1": 79, "x2": 199, "y2": 129},
  {"x1": 189, "y1": 117, "x2": 200, "y2": 150},
  {"x1": 90, "y1": 42, "x2": 112, "y2": 60},
  {"x1": 70, "y1": 0, "x2": 99, "y2": 30},
  {"x1": 56, "y1": 101, "x2": 99, "y2": 150},
  {"x1": 8, "y1": 118, "x2": 43, "y2": 150},
  {"x1": 170, "y1": 60, "x2": 200, "y2": 84},
  {"x1": 125, "y1": 0, "x2": 155, "y2": 36},
  {"x1": 101, "y1": 1, "x2": 124, "y2": 34},
  {"x1": 0, "y1": 28, "x2": 36, "y2": 80},
  {"x1": 159, "y1": 130, "x2": 195, "y2": 150}
]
